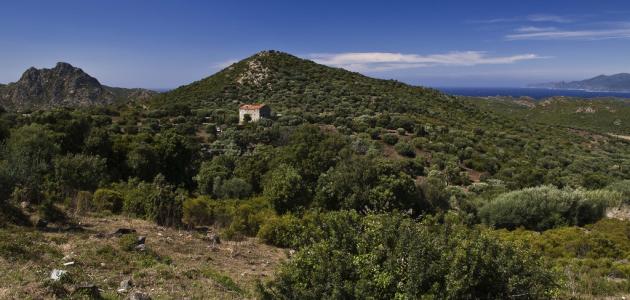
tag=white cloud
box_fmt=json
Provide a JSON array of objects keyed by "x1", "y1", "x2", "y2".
[
  {"x1": 526, "y1": 14, "x2": 573, "y2": 23},
  {"x1": 516, "y1": 26, "x2": 557, "y2": 33},
  {"x1": 308, "y1": 51, "x2": 543, "y2": 72},
  {"x1": 472, "y1": 14, "x2": 574, "y2": 24},
  {"x1": 507, "y1": 27, "x2": 630, "y2": 40}
]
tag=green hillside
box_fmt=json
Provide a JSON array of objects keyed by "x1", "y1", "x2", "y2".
[
  {"x1": 470, "y1": 96, "x2": 630, "y2": 135},
  {"x1": 2, "y1": 51, "x2": 630, "y2": 298}
]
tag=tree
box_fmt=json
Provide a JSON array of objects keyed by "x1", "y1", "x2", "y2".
[
  {"x1": 126, "y1": 142, "x2": 159, "y2": 181},
  {"x1": 263, "y1": 164, "x2": 306, "y2": 213},
  {"x1": 153, "y1": 130, "x2": 199, "y2": 188},
  {"x1": 195, "y1": 156, "x2": 234, "y2": 195},
  {"x1": 3, "y1": 124, "x2": 59, "y2": 203},
  {"x1": 53, "y1": 153, "x2": 107, "y2": 195}
]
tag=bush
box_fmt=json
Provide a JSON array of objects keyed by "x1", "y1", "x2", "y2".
[
  {"x1": 213, "y1": 177, "x2": 252, "y2": 199},
  {"x1": 257, "y1": 214, "x2": 302, "y2": 248},
  {"x1": 394, "y1": 141, "x2": 415, "y2": 157},
  {"x1": 53, "y1": 153, "x2": 107, "y2": 194},
  {"x1": 258, "y1": 213, "x2": 557, "y2": 299},
  {"x1": 118, "y1": 175, "x2": 184, "y2": 227},
  {"x1": 263, "y1": 164, "x2": 307, "y2": 213},
  {"x1": 93, "y1": 189, "x2": 124, "y2": 213},
  {"x1": 479, "y1": 186, "x2": 620, "y2": 231},
  {"x1": 73, "y1": 191, "x2": 93, "y2": 215},
  {"x1": 182, "y1": 196, "x2": 275, "y2": 239},
  {"x1": 38, "y1": 199, "x2": 66, "y2": 223},
  {"x1": 606, "y1": 180, "x2": 630, "y2": 204},
  {"x1": 382, "y1": 133, "x2": 399, "y2": 145}
]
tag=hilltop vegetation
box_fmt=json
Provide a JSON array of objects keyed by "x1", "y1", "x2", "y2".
[
  {"x1": 470, "y1": 96, "x2": 630, "y2": 135},
  {"x1": 0, "y1": 51, "x2": 629, "y2": 298}
]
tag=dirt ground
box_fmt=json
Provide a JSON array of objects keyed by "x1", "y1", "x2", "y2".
[{"x1": 0, "y1": 215, "x2": 287, "y2": 299}]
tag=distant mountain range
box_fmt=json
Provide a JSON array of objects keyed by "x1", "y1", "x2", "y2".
[
  {"x1": 0, "y1": 62, "x2": 156, "y2": 111},
  {"x1": 530, "y1": 73, "x2": 630, "y2": 92}
]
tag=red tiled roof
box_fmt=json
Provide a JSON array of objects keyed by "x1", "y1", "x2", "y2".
[{"x1": 239, "y1": 103, "x2": 266, "y2": 110}]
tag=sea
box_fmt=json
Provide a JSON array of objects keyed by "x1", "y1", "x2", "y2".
[{"x1": 436, "y1": 87, "x2": 630, "y2": 100}]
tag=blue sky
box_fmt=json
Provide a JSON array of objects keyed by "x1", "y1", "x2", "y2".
[{"x1": 1, "y1": 0, "x2": 629, "y2": 89}]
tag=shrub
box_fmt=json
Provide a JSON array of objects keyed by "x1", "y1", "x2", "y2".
[
  {"x1": 263, "y1": 164, "x2": 307, "y2": 213},
  {"x1": 182, "y1": 196, "x2": 275, "y2": 239},
  {"x1": 606, "y1": 180, "x2": 630, "y2": 204},
  {"x1": 182, "y1": 197, "x2": 215, "y2": 227},
  {"x1": 382, "y1": 133, "x2": 399, "y2": 145},
  {"x1": 479, "y1": 186, "x2": 620, "y2": 231},
  {"x1": 93, "y1": 189, "x2": 124, "y2": 213},
  {"x1": 212, "y1": 177, "x2": 252, "y2": 199},
  {"x1": 258, "y1": 213, "x2": 557, "y2": 299},
  {"x1": 118, "y1": 175, "x2": 184, "y2": 227},
  {"x1": 73, "y1": 191, "x2": 93, "y2": 215},
  {"x1": 118, "y1": 233, "x2": 140, "y2": 251},
  {"x1": 38, "y1": 199, "x2": 66, "y2": 223},
  {"x1": 394, "y1": 141, "x2": 415, "y2": 157},
  {"x1": 53, "y1": 154, "x2": 107, "y2": 193},
  {"x1": 257, "y1": 214, "x2": 303, "y2": 248}
]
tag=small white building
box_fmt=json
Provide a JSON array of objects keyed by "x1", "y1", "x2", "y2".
[{"x1": 239, "y1": 103, "x2": 271, "y2": 124}]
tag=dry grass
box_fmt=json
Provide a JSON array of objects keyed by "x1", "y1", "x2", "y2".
[{"x1": 0, "y1": 215, "x2": 286, "y2": 299}]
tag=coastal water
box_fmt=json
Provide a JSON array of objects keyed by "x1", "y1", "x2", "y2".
[{"x1": 436, "y1": 87, "x2": 630, "y2": 100}]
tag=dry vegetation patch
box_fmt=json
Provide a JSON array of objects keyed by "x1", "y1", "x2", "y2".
[{"x1": 0, "y1": 215, "x2": 286, "y2": 299}]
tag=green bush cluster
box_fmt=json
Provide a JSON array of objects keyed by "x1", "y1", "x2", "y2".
[
  {"x1": 479, "y1": 185, "x2": 620, "y2": 231},
  {"x1": 259, "y1": 212, "x2": 557, "y2": 299}
]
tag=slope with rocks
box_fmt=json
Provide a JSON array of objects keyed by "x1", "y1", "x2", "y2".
[{"x1": 0, "y1": 62, "x2": 156, "y2": 111}]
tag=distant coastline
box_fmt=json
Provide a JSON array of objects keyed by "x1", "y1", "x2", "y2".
[{"x1": 436, "y1": 87, "x2": 630, "y2": 100}]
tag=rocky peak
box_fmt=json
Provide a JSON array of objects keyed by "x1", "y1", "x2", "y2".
[{"x1": 0, "y1": 62, "x2": 156, "y2": 111}]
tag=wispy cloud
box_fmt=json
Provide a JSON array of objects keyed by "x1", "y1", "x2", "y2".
[
  {"x1": 308, "y1": 51, "x2": 543, "y2": 72},
  {"x1": 516, "y1": 26, "x2": 557, "y2": 33},
  {"x1": 526, "y1": 14, "x2": 573, "y2": 23},
  {"x1": 472, "y1": 14, "x2": 574, "y2": 24},
  {"x1": 507, "y1": 26, "x2": 630, "y2": 40}
]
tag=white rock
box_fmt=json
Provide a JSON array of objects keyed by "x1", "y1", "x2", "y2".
[{"x1": 50, "y1": 269, "x2": 67, "y2": 281}]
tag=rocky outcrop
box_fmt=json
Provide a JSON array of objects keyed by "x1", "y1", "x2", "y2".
[{"x1": 0, "y1": 62, "x2": 156, "y2": 111}]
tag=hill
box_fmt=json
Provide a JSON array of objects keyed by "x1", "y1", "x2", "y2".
[
  {"x1": 0, "y1": 62, "x2": 156, "y2": 111},
  {"x1": 530, "y1": 73, "x2": 630, "y2": 92},
  {"x1": 2, "y1": 50, "x2": 630, "y2": 299},
  {"x1": 469, "y1": 96, "x2": 630, "y2": 135},
  {"x1": 154, "y1": 50, "x2": 474, "y2": 125}
]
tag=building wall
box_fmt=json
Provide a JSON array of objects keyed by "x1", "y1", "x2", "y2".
[{"x1": 239, "y1": 108, "x2": 261, "y2": 124}]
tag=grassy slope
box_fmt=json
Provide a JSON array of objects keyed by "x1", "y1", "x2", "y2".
[{"x1": 0, "y1": 215, "x2": 285, "y2": 299}]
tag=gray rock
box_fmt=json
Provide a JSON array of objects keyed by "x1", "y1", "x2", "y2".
[
  {"x1": 134, "y1": 244, "x2": 146, "y2": 252},
  {"x1": 207, "y1": 233, "x2": 221, "y2": 245},
  {"x1": 128, "y1": 291, "x2": 151, "y2": 300},
  {"x1": 50, "y1": 269, "x2": 67, "y2": 281},
  {"x1": 117, "y1": 278, "x2": 133, "y2": 293}
]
